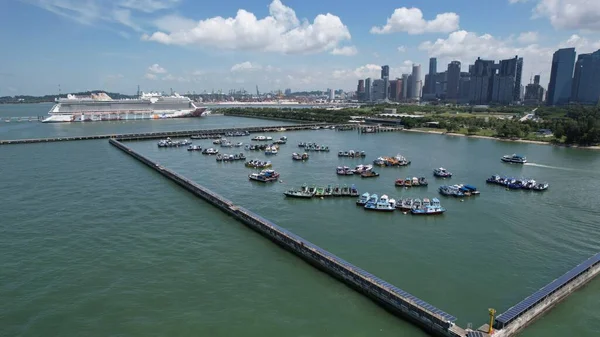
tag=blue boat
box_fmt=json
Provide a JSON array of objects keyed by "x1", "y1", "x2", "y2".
[
  {"x1": 411, "y1": 198, "x2": 446, "y2": 215},
  {"x1": 365, "y1": 194, "x2": 396, "y2": 212},
  {"x1": 438, "y1": 185, "x2": 464, "y2": 197},
  {"x1": 459, "y1": 184, "x2": 481, "y2": 195},
  {"x1": 356, "y1": 192, "x2": 370, "y2": 205},
  {"x1": 363, "y1": 194, "x2": 378, "y2": 209}
]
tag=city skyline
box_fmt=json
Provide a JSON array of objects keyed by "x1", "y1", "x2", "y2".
[{"x1": 2, "y1": 0, "x2": 600, "y2": 95}]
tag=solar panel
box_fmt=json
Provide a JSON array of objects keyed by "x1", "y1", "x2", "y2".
[
  {"x1": 496, "y1": 252, "x2": 600, "y2": 325},
  {"x1": 466, "y1": 331, "x2": 486, "y2": 337}
]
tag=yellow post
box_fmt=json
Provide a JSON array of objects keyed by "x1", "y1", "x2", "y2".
[{"x1": 488, "y1": 308, "x2": 496, "y2": 334}]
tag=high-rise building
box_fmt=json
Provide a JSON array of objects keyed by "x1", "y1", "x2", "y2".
[
  {"x1": 411, "y1": 64, "x2": 422, "y2": 99},
  {"x1": 365, "y1": 78, "x2": 372, "y2": 101},
  {"x1": 446, "y1": 61, "x2": 461, "y2": 100},
  {"x1": 524, "y1": 74, "x2": 545, "y2": 105},
  {"x1": 547, "y1": 48, "x2": 576, "y2": 106},
  {"x1": 458, "y1": 75, "x2": 471, "y2": 104},
  {"x1": 284, "y1": 88, "x2": 292, "y2": 96},
  {"x1": 371, "y1": 79, "x2": 386, "y2": 101},
  {"x1": 401, "y1": 74, "x2": 409, "y2": 100},
  {"x1": 469, "y1": 57, "x2": 495, "y2": 104},
  {"x1": 328, "y1": 88, "x2": 335, "y2": 101},
  {"x1": 571, "y1": 49, "x2": 600, "y2": 105},
  {"x1": 426, "y1": 58, "x2": 437, "y2": 95},
  {"x1": 492, "y1": 56, "x2": 522, "y2": 104},
  {"x1": 393, "y1": 78, "x2": 403, "y2": 101},
  {"x1": 381, "y1": 65, "x2": 390, "y2": 100},
  {"x1": 357, "y1": 79, "x2": 365, "y2": 101}
]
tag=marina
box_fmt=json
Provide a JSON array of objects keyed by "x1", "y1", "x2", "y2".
[{"x1": 2, "y1": 110, "x2": 600, "y2": 337}]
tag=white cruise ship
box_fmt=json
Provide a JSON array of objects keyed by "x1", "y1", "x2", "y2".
[{"x1": 42, "y1": 92, "x2": 208, "y2": 123}]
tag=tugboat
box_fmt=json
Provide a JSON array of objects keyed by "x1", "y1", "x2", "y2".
[
  {"x1": 356, "y1": 192, "x2": 370, "y2": 205},
  {"x1": 501, "y1": 154, "x2": 527, "y2": 164},
  {"x1": 248, "y1": 169, "x2": 280, "y2": 183},
  {"x1": 433, "y1": 167, "x2": 452, "y2": 178},
  {"x1": 411, "y1": 198, "x2": 446, "y2": 215}
]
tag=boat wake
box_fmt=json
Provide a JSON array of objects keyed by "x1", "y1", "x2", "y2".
[{"x1": 525, "y1": 162, "x2": 596, "y2": 174}]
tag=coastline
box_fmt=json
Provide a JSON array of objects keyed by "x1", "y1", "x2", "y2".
[{"x1": 403, "y1": 128, "x2": 600, "y2": 150}]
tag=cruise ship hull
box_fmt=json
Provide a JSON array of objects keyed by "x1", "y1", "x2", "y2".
[{"x1": 42, "y1": 108, "x2": 207, "y2": 123}]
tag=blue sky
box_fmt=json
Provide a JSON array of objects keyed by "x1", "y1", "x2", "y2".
[{"x1": 1, "y1": 0, "x2": 600, "y2": 95}]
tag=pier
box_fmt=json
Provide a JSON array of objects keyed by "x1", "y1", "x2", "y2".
[{"x1": 0, "y1": 123, "x2": 347, "y2": 145}]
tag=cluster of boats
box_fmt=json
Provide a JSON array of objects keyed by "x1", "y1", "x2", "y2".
[
  {"x1": 486, "y1": 175, "x2": 549, "y2": 191},
  {"x1": 157, "y1": 138, "x2": 192, "y2": 148},
  {"x1": 336, "y1": 165, "x2": 379, "y2": 177},
  {"x1": 251, "y1": 135, "x2": 273, "y2": 141},
  {"x1": 356, "y1": 194, "x2": 446, "y2": 215},
  {"x1": 216, "y1": 153, "x2": 246, "y2": 162},
  {"x1": 395, "y1": 177, "x2": 428, "y2": 187},
  {"x1": 212, "y1": 138, "x2": 243, "y2": 148},
  {"x1": 244, "y1": 160, "x2": 272, "y2": 169},
  {"x1": 438, "y1": 184, "x2": 480, "y2": 197},
  {"x1": 225, "y1": 131, "x2": 250, "y2": 137},
  {"x1": 201, "y1": 148, "x2": 219, "y2": 155},
  {"x1": 501, "y1": 154, "x2": 527, "y2": 164},
  {"x1": 338, "y1": 150, "x2": 366, "y2": 158},
  {"x1": 292, "y1": 152, "x2": 309, "y2": 161},
  {"x1": 284, "y1": 184, "x2": 359, "y2": 198},
  {"x1": 298, "y1": 142, "x2": 330, "y2": 152},
  {"x1": 190, "y1": 131, "x2": 250, "y2": 139},
  {"x1": 249, "y1": 169, "x2": 280, "y2": 182},
  {"x1": 373, "y1": 154, "x2": 411, "y2": 167},
  {"x1": 433, "y1": 167, "x2": 453, "y2": 178}
]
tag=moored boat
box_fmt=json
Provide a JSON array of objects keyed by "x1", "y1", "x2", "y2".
[
  {"x1": 433, "y1": 167, "x2": 452, "y2": 178},
  {"x1": 284, "y1": 189, "x2": 314, "y2": 198},
  {"x1": 187, "y1": 145, "x2": 202, "y2": 151},
  {"x1": 333, "y1": 184, "x2": 341, "y2": 197},
  {"x1": 533, "y1": 182, "x2": 549, "y2": 191},
  {"x1": 324, "y1": 185, "x2": 333, "y2": 197},
  {"x1": 248, "y1": 169, "x2": 280, "y2": 183},
  {"x1": 365, "y1": 194, "x2": 396, "y2": 212},
  {"x1": 361, "y1": 170, "x2": 379, "y2": 178},
  {"x1": 411, "y1": 198, "x2": 446, "y2": 215},
  {"x1": 356, "y1": 192, "x2": 370, "y2": 205},
  {"x1": 315, "y1": 186, "x2": 325, "y2": 197},
  {"x1": 363, "y1": 194, "x2": 378, "y2": 209},
  {"x1": 396, "y1": 198, "x2": 413, "y2": 212},
  {"x1": 202, "y1": 147, "x2": 219, "y2": 155},
  {"x1": 350, "y1": 184, "x2": 359, "y2": 197}
]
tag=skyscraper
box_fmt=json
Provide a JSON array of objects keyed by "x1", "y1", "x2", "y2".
[
  {"x1": 571, "y1": 49, "x2": 600, "y2": 105},
  {"x1": 357, "y1": 79, "x2": 365, "y2": 101},
  {"x1": 492, "y1": 56, "x2": 522, "y2": 104},
  {"x1": 401, "y1": 74, "x2": 409, "y2": 100},
  {"x1": 547, "y1": 48, "x2": 576, "y2": 106},
  {"x1": 328, "y1": 88, "x2": 335, "y2": 101},
  {"x1": 365, "y1": 78, "x2": 372, "y2": 101},
  {"x1": 427, "y1": 57, "x2": 437, "y2": 95},
  {"x1": 446, "y1": 61, "x2": 461, "y2": 100},
  {"x1": 524, "y1": 74, "x2": 545, "y2": 105},
  {"x1": 411, "y1": 64, "x2": 422, "y2": 99},
  {"x1": 381, "y1": 65, "x2": 390, "y2": 100},
  {"x1": 371, "y1": 79, "x2": 386, "y2": 101},
  {"x1": 469, "y1": 57, "x2": 495, "y2": 104}
]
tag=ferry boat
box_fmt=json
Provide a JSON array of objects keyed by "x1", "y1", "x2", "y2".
[
  {"x1": 248, "y1": 169, "x2": 280, "y2": 182},
  {"x1": 365, "y1": 194, "x2": 396, "y2": 212},
  {"x1": 356, "y1": 192, "x2": 370, "y2": 205},
  {"x1": 501, "y1": 154, "x2": 527, "y2": 164},
  {"x1": 433, "y1": 167, "x2": 452, "y2": 178},
  {"x1": 42, "y1": 92, "x2": 207, "y2": 123},
  {"x1": 411, "y1": 198, "x2": 446, "y2": 215}
]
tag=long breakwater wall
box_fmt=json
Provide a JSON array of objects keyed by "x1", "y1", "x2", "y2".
[
  {"x1": 0, "y1": 123, "x2": 345, "y2": 145},
  {"x1": 108, "y1": 138, "x2": 465, "y2": 337}
]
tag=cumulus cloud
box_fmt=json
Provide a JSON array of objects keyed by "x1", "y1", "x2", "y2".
[
  {"x1": 370, "y1": 7, "x2": 459, "y2": 35},
  {"x1": 148, "y1": 63, "x2": 167, "y2": 74},
  {"x1": 144, "y1": 73, "x2": 157, "y2": 80},
  {"x1": 330, "y1": 46, "x2": 358, "y2": 56},
  {"x1": 332, "y1": 62, "x2": 413, "y2": 80},
  {"x1": 231, "y1": 61, "x2": 262, "y2": 72},
  {"x1": 517, "y1": 31, "x2": 539, "y2": 44},
  {"x1": 559, "y1": 34, "x2": 600, "y2": 52},
  {"x1": 142, "y1": 0, "x2": 352, "y2": 54},
  {"x1": 397, "y1": 45, "x2": 407, "y2": 52},
  {"x1": 533, "y1": 0, "x2": 600, "y2": 31}
]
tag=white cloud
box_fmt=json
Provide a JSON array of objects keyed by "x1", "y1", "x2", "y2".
[
  {"x1": 153, "y1": 14, "x2": 197, "y2": 32},
  {"x1": 148, "y1": 63, "x2": 167, "y2": 74},
  {"x1": 24, "y1": 0, "x2": 101, "y2": 25},
  {"x1": 330, "y1": 46, "x2": 358, "y2": 56},
  {"x1": 118, "y1": 0, "x2": 180, "y2": 13},
  {"x1": 112, "y1": 9, "x2": 143, "y2": 32},
  {"x1": 370, "y1": 7, "x2": 459, "y2": 35},
  {"x1": 517, "y1": 31, "x2": 539, "y2": 44},
  {"x1": 533, "y1": 0, "x2": 600, "y2": 31},
  {"x1": 142, "y1": 0, "x2": 352, "y2": 54},
  {"x1": 231, "y1": 61, "x2": 262, "y2": 72},
  {"x1": 397, "y1": 45, "x2": 407, "y2": 52},
  {"x1": 331, "y1": 62, "x2": 413, "y2": 80},
  {"x1": 144, "y1": 73, "x2": 157, "y2": 80},
  {"x1": 559, "y1": 34, "x2": 600, "y2": 52}
]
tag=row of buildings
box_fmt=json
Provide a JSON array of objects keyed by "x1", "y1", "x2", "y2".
[{"x1": 356, "y1": 47, "x2": 600, "y2": 106}]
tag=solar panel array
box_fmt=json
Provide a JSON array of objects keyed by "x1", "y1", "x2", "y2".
[
  {"x1": 495, "y1": 252, "x2": 600, "y2": 326},
  {"x1": 466, "y1": 331, "x2": 487, "y2": 337},
  {"x1": 239, "y1": 207, "x2": 457, "y2": 324}
]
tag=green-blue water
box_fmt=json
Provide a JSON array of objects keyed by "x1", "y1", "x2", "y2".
[{"x1": 1, "y1": 104, "x2": 599, "y2": 336}]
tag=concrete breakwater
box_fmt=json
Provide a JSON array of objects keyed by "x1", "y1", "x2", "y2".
[
  {"x1": 109, "y1": 138, "x2": 464, "y2": 337},
  {"x1": 0, "y1": 123, "x2": 343, "y2": 145}
]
